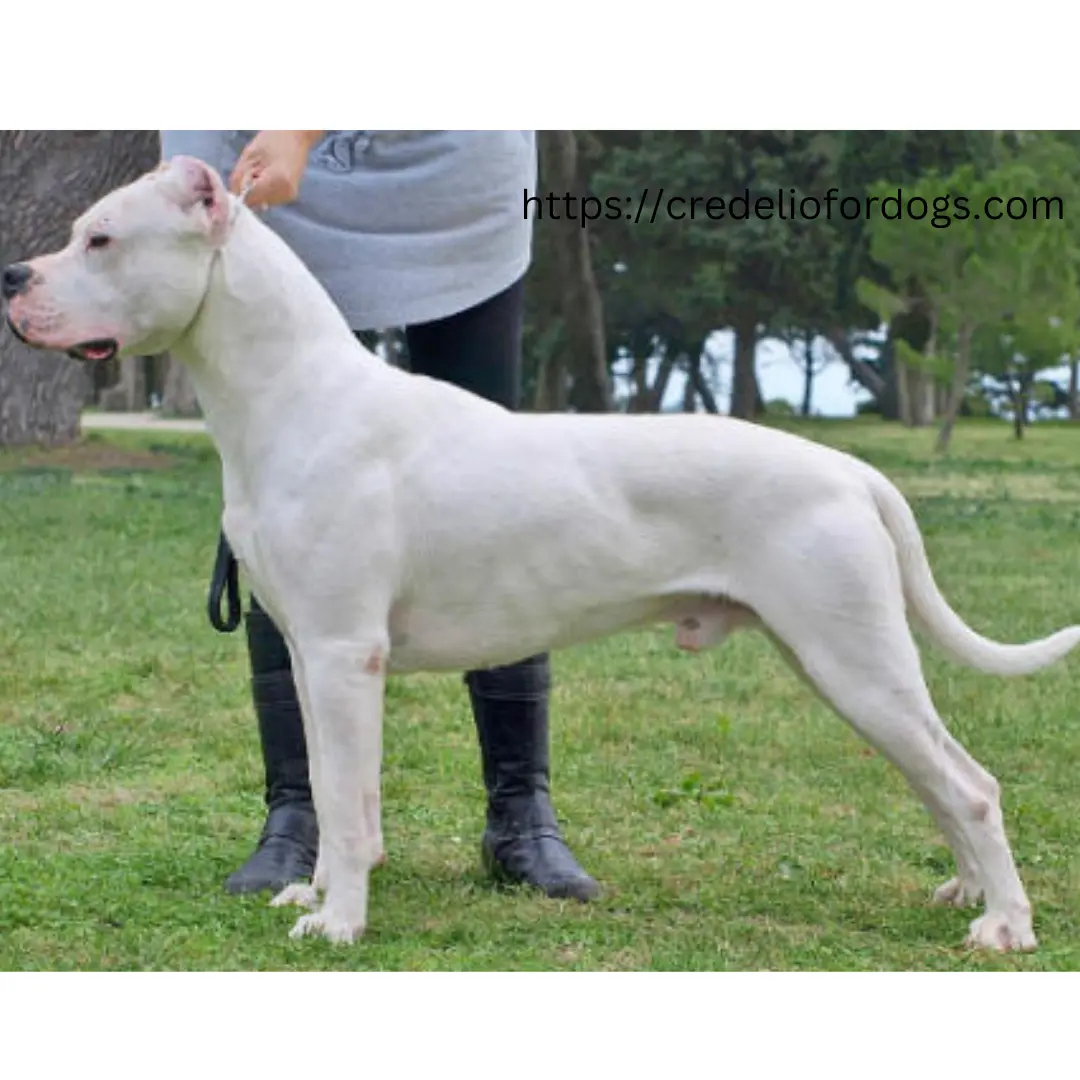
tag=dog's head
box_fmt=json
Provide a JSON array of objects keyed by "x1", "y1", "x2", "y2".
[{"x1": 3, "y1": 155, "x2": 234, "y2": 362}]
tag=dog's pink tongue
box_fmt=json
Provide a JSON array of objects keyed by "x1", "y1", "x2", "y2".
[{"x1": 83, "y1": 344, "x2": 113, "y2": 360}]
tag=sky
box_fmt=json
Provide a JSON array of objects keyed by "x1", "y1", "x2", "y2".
[{"x1": 653, "y1": 330, "x2": 872, "y2": 417}]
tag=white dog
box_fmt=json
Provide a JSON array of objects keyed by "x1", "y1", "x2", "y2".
[{"x1": 5, "y1": 155, "x2": 1078, "y2": 952}]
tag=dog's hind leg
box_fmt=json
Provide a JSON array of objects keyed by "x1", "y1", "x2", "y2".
[
  {"x1": 763, "y1": 625, "x2": 984, "y2": 911},
  {"x1": 751, "y1": 506, "x2": 1035, "y2": 952},
  {"x1": 925, "y1": 735, "x2": 1004, "y2": 910},
  {"x1": 284, "y1": 633, "x2": 389, "y2": 944}
]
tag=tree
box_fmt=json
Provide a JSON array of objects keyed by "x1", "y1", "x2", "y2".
[
  {"x1": 522, "y1": 130, "x2": 1043, "y2": 422},
  {"x1": 825, "y1": 131, "x2": 1007, "y2": 419},
  {"x1": 589, "y1": 131, "x2": 844, "y2": 420},
  {"x1": 584, "y1": 132, "x2": 720, "y2": 415},
  {"x1": 535, "y1": 131, "x2": 612, "y2": 413},
  {"x1": 160, "y1": 355, "x2": 201, "y2": 418},
  {"x1": 0, "y1": 130, "x2": 159, "y2": 445},
  {"x1": 861, "y1": 138, "x2": 1080, "y2": 451},
  {"x1": 977, "y1": 313, "x2": 1077, "y2": 439},
  {"x1": 783, "y1": 331, "x2": 832, "y2": 416}
]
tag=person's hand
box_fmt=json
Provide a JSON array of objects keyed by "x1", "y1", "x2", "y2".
[{"x1": 228, "y1": 131, "x2": 324, "y2": 209}]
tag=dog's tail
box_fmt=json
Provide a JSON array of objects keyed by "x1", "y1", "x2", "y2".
[{"x1": 865, "y1": 467, "x2": 1080, "y2": 676}]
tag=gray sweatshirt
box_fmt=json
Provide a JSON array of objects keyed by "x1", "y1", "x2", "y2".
[{"x1": 158, "y1": 130, "x2": 537, "y2": 331}]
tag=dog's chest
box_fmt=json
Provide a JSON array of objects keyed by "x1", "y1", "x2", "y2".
[{"x1": 220, "y1": 501, "x2": 281, "y2": 609}]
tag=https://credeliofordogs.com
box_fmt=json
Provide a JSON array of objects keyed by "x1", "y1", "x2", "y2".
[{"x1": 525, "y1": 188, "x2": 1066, "y2": 229}]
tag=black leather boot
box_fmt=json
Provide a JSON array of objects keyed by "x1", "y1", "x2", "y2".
[
  {"x1": 224, "y1": 596, "x2": 319, "y2": 895},
  {"x1": 466, "y1": 654, "x2": 600, "y2": 902}
]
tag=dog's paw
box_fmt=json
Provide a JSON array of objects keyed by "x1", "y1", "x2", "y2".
[
  {"x1": 289, "y1": 908, "x2": 365, "y2": 944},
  {"x1": 933, "y1": 876, "x2": 983, "y2": 908},
  {"x1": 271, "y1": 883, "x2": 320, "y2": 910},
  {"x1": 965, "y1": 911, "x2": 1037, "y2": 953}
]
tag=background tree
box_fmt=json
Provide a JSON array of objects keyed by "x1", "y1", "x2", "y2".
[
  {"x1": 535, "y1": 131, "x2": 611, "y2": 413},
  {"x1": 825, "y1": 131, "x2": 1005, "y2": 420},
  {"x1": 563, "y1": 130, "x2": 1015, "y2": 423},
  {"x1": 780, "y1": 329, "x2": 832, "y2": 416},
  {"x1": 0, "y1": 130, "x2": 159, "y2": 445},
  {"x1": 859, "y1": 138, "x2": 1080, "y2": 451},
  {"x1": 588, "y1": 131, "x2": 845, "y2": 419}
]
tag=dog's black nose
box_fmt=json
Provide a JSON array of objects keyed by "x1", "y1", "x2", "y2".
[{"x1": 2, "y1": 263, "x2": 33, "y2": 301}]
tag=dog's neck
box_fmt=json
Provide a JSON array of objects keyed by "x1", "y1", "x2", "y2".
[{"x1": 170, "y1": 203, "x2": 383, "y2": 482}]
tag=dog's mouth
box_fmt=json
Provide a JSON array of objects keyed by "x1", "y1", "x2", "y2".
[
  {"x1": 5, "y1": 318, "x2": 119, "y2": 363},
  {"x1": 5, "y1": 316, "x2": 32, "y2": 347},
  {"x1": 66, "y1": 339, "x2": 119, "y2": 363}
]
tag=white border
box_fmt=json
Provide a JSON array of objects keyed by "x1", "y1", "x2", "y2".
[
  {"x1": 0, "y1": 2, "x2": 1071, "y2": 129},
  {"x1": 2, "y1": 971, "x2": 1077, "y2": 1076}
]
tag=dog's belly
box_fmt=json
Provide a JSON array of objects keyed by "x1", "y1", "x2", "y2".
[{"x1": 386, "y1": 592, "x2": 681, "y2": 673}]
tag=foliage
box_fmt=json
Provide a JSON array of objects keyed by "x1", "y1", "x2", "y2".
[
  {"x1": 523, "y1": 128, "x2": 1080, "y2": 434},
  {"x1": 853, "y1": 134, "x2": 1080, "y2": 446}
]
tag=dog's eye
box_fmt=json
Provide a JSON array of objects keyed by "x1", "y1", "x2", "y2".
[{"x1": 87, "y1": 234, "x2": 111, "y2": 251}]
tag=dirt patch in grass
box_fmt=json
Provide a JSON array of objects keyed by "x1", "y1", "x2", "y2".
[{"x1": 0, "y1": 439, "x2": 176, "y2": 474}]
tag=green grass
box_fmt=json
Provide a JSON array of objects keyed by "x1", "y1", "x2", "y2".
[{"x1": 0, "y1": 419, "x2": 1078, "y2": 970}]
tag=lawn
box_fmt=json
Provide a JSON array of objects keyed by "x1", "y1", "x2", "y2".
[{"x1": 0, "y1": 418, "x2": 1078, "y2": 971}]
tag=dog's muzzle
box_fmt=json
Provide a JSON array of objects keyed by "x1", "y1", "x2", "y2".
[{"x1": 4, "y1": 317, "x2": 118, "y2": 363}]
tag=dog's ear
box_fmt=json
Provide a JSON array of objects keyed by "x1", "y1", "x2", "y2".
[{"x1": 161, "y1": 155, "x2": 231, "y2": 245}]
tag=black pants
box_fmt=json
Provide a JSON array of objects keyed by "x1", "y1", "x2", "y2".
[{"x1": 392, "y1": 275, "x2": 524, "y2": 407}]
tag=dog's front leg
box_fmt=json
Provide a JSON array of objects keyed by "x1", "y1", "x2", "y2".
[
  {"x1": 270, "y1": 650, "x2": 329, "y2": 912},
  {"x1": 286, "y1": 633, "x2": 388, "y2": 945}
]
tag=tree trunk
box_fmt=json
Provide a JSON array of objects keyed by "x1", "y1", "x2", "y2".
[
  {"x1": 730, "y1": 314, "x2": 759, "y2": 419},
  {"x1": 891, "y1": 299, "x2": 935, "y2": 427},
  {"x1": 534, "y1": 351, "x2": 568, "y2": 412},
  {"x1": 89, "y1": 356, "x2": 120, "y2": 407},
  {"x1": 827, "y1": 326, "x2": 886, "y2": 403},
  {"x1": 538, "y1": 130, "x2": 611, "y2": 413},
  {"x1": 160, "y1": 354, "x2": 201, "y2": 417},
  {"x1": 631, "y1": 353, "x2": 649, "y2": 410},
  {"x1": 687, "y1": 350, "x2": 720, "y2": 414},
  {"x1": 1068, "y1": 355, "x2": 1078, "y2": 420},
  {"x1": 0, "y1": 130, "x2": 159, "y2": 445},
  {"x1": 630, "y1": 348, "x2": 678, "y2": 413},
  {"x1": 98, "y1": 356, "x2": 147, "y2": 412},
  {"x1": 916, "y1": 371, "x2": 936, "y2": 424},
  {"x1": 934, "y1": 379, "x2": 949, "y2": 418},
  {"x1": 1011, "y1": 371, "x2": 1033, "y2": 440},
  {"x1": 899, "y1": 364, "x2": 936, "y2": 427},
  {"x1": 896, "y1": 350, "x2": 911, "y2": 426},
  {"x1": 800, "y1": 336, "x2": 815, "y2": 417},
  {"x1": 935, "y1": 320, "x2": 972, "y2": 453},
  {"x1": 681, "y1": 369, "x2": 696, "y2": 412},
  {"x1": 878, "y1": 344, "x2": 901, "y2": 421}
]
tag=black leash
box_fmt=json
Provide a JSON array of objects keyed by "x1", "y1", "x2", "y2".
[{"x1": 208, "y1": 531, "x2": 242, "y2": 633}]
